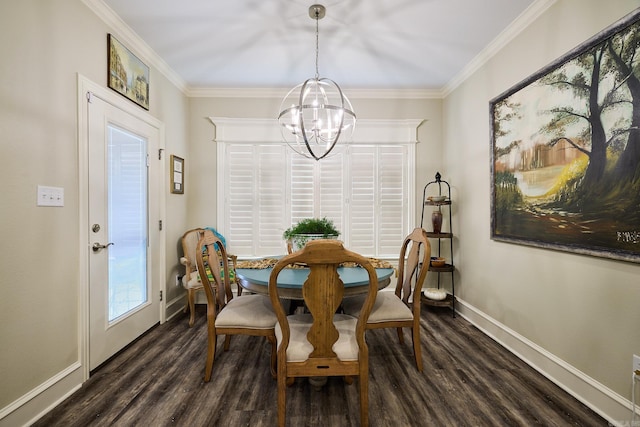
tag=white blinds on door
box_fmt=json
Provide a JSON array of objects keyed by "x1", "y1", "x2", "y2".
[{"x1": 213, "y1": 118, "x2": 421, "y2": 258}]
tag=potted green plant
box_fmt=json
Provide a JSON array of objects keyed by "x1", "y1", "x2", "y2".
[{"x1": 282, "y1": 217, "x2": 340, "y2": 251}]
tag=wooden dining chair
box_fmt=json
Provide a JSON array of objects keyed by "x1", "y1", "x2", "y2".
[
  {"x1": 342, "y1": 227, "x2": 431, "y2": 372},
  {"x1": 268, "y1": 239, "x2": 378, "y2": 427},
  {"x1": 180, "y1": 228, "x2": 240, "y2": 327},
  {"x1": 196, "y1": 230, "x2": 277, "y2": 381}
]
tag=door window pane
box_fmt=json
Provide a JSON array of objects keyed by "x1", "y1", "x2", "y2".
[{"x1": 108, "y1": 125, "x2": 148, "y2": 321}]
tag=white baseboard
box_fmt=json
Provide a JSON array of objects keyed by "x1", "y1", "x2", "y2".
[
  {"x1": 0, "y1": 362, "x2": 83, "y2": 427},
  {"x1": 165, "y1": 293, "x2": 186, "y2": 321},
  {"x1": 456, "y1": 298, "x2": 636, "y2": 426},
  {"x1": 0, "y1": 297, "x2": 186, "y2": 427}
]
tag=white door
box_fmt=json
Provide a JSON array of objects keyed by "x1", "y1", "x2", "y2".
[{"x1": 87, "y1": 93, "x2": 161, "y2": 371}]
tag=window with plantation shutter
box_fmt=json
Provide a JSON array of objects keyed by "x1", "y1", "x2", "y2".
[
  {"x1": 213, "y1": 118, "x2": 420, "y2": 258},
  {"x1": 222, "y1": 143, "x2": 287, "y2": 255}
]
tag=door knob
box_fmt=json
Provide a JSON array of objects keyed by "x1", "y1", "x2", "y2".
[{"x1": 92, "y1": 242, "x2": 114, "y2": 252}]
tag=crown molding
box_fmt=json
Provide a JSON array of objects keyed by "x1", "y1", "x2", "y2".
[
  {"x1": 82, "y1": 0, "x2": 188, "y2": 94},
  {"x1": 188, "y1": 87, "x2": 443, "y2": 99},
  {"x1": 442, "y1": 0, "x2": 557, "y2": 97}
]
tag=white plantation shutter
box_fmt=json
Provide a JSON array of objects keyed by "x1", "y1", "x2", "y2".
[
  {"x1": 214, "y1": 118, "x2": 418, "y2": 258},
  {"x1": 224, "y1": 144, "x2": 256, "y2": 254},
  {"x1": 318, "y1": 153, "x2": 344, "y2": 234},
  {"x1": 347, "y1": 147, "x2": 376, "y2": 254},
  {"x1": 290, "y1": 153, "x2": 344, "y2": 236},
  {"x1": 290, "y1": 155, "x2": 315, "y2": 224},
  {"x1": 257, "y1": 145, "x2": 288, "y2": 254},
  {"x1": 378, "y1": 146, "x2": 408, "y2": 255},
  {"x1": 222, "y1": 144, "x2": 287, "y2": 255}
]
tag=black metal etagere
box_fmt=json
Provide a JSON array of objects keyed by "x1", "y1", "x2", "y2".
[{"x1": 420, "y1": 172, "x2": 455, "y2": 316}]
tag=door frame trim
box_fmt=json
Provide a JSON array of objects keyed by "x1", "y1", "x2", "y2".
[{"x1": 77, "y1": 74, "x2": 166, "y2": 380}]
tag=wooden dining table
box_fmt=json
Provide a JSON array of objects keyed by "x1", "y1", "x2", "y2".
[{"x1": 236, "y1": 263, "x2": 395, "y2": 300}]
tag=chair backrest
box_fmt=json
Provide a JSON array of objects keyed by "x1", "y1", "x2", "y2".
[
  {"x1": 396, "y1": 227, "x2": 431, "y2": 306},
  {"x1": 196, "y1": 229, "x2": 233, "y2": 310},
  {"x1": 181, "y1": 228, "x2": 206, "y2": 278},
  {"x1": 268, "y1": 239, "x2": 378, "y2": 360}
]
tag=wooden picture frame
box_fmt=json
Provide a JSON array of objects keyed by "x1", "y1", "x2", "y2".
[
  {"x1": 490, "y1": 9, "x2": 640, "y2": 264},
  {"x1": 170, "y1": 155, "x2": 184, "y2": 194},
  {"x1": 108, "y1": 34, "x2": 150, "y2": 110}
]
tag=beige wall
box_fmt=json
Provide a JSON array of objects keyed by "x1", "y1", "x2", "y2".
[
  {"x1": 443, "y1": 0, "x2": 640, "y2": 413},
  {"x1": 0, "y1": 0, "x2": 189, "y2": 417}
]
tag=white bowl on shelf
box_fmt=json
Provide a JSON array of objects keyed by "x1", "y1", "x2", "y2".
[
  {"x1": 424, "y1": 288, "x2": 447, "y2": 301},
  {"x1": 429, "y1": 195, "x2": 446, "y2": 202}
]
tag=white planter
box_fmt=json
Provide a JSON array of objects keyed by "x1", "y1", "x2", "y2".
[{"x1": 288, "y1": 233, "x2": 339, "y2": 252}]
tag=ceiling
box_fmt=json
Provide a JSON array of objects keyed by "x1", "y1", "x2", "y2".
[{"x1": 100, "y1": 0, "x2": 538, "y2": 95}]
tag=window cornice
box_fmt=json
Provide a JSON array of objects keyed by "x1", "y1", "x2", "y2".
[{"x1": 209, "y1": 117, "x2": 426, "y2": 145}]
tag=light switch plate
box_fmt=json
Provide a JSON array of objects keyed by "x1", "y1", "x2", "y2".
[{"x1": 37, "y1": 185, "x2": 64, "y2": 207}]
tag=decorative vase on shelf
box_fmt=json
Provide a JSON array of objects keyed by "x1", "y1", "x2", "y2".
[{"x1": 431, "y1": 210, "x2": 443, "y2": 234}]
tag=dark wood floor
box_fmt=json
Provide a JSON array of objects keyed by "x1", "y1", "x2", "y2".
[{"x1": 34, "y1": 304, "x2": 607, "y2": 426}]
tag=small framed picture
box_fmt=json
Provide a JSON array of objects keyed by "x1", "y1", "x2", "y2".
[{"x1": 170, "y1": 155, "x2": 184, "y2": 194}]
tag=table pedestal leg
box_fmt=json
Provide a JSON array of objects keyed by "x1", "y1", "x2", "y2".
[{"x1": 309, "y1": 376, "x2": 328, "y2": 390}]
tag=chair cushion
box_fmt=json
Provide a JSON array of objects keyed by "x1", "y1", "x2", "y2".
[
  {"x1": 182, "y1": 271, "x2": 202, "y2": 290},
  {"x1": 275, "y1": 313, "x2": 359, "y2": 362},
  {"x1": 342, "y1": 292, "x2": 413, "y2": 323},
  {"x1": 215, "y1": 294, "x2": 277, "y2": 329}
]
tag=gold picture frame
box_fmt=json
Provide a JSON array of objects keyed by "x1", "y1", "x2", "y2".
[
  {"x1": 170, "y1": 155, "x2": 184, "y2": 194},
  {"x1": 490, "y1": 9, "x2": 640, "y2": 263},
  {"x1": 108, "y1": 34, "x2": 150, "y2": 110}
]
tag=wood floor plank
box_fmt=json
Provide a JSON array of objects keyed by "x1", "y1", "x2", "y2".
[{"x1": 33, "y1": 305, "x2": 607, "y2": 427}]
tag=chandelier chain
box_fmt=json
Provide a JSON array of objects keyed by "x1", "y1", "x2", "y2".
[{"x1": 314, "y1": 8, "x2": 320, "y2": 79}]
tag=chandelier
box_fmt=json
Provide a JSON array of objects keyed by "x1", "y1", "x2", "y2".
[{"x1": 278, "y1": 4, "x2": 356, "y2": 161}]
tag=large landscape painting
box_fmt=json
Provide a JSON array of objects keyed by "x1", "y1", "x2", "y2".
[{"x1": 490, "y1": 9, "x2": 640, "y2": 263}]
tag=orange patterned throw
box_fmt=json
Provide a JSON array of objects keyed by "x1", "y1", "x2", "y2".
[{"x1": 236, "y1": 257, "x2": 394, "y2": 270}]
